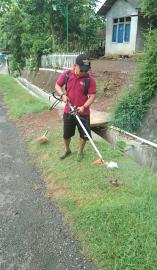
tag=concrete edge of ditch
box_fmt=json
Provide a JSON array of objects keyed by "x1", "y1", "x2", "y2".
[
  {"x1": 16, "y1": 77, "x2": 64, "y2": 109},
  {"x1": 104, "y1": 126, "x2": 157, "y2": 172}
]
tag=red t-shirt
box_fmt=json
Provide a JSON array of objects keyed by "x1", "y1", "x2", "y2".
[{"x1": 56, "y1": 69, "x2": 96, "y2": 115}]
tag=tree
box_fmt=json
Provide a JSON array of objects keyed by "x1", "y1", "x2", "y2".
[
  {"x1": 141, "y1": 0, "x2": 157, "y2": 18},
  {"x1": 0, "y1": 2, "x2": 26, "y2": 72},
  {"x1": 0, "y1": 0, "x2": 103, "y2": 71}
]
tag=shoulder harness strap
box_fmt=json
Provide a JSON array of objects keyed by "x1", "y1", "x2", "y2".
[
  {"x1": 64, "y1": 70, "x2": 90, "y2": 96},
  {"x1": 64, "y1": 70, "x2": 71, "y2": 91},
  {"x1": 84, "y1": 77, "x2": 90, "y2": 96}
]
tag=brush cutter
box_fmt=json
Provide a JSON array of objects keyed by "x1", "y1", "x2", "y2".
[
  {"x1": 51, "y1": 92, "x2": 118, "y2": 171},
  {"x1": 39, "y1": 92, "x2": 119, "y2": 186},
  {"x1": 67, "y1": 100, "x2": 104, "y2": 161},
  {"x1": 49, "y1": 95, "x2": 61, "y2": 111},
  {"x1": 67, "y1": 101, "x2": 118, "y2": 170}
]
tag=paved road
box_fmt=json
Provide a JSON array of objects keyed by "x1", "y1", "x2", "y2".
[{"x1": 0, "y1": 95, "x2": 96, "y2": 270}]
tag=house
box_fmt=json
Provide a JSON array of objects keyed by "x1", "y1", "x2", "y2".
[{"x1": 97, "y1": 0, "x2": 147, "y2": 56}]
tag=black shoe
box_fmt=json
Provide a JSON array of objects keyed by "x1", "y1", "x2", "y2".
[{"x1": 60, "y1": 150, "x2": 71, "y2": 160}]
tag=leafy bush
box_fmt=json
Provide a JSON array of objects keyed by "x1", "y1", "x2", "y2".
[
  {"x1": 113, "y1": 29, "x2": 157, "y2": 132},
  {"x1": 9, "y1": 56, "x2": 23, "y2": 77}
]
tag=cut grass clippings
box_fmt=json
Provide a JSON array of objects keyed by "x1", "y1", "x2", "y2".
[{"x1": 1, "y1": 75, "x2": 157, "y2": 270}]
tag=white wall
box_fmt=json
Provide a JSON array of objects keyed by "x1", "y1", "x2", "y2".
[{"x1": 105, "y1": 0, "x2": 139, "y2": 56}]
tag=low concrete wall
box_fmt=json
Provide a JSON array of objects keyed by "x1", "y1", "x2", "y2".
[
  {"x1": 104, "y1": 126, "x2": 157, "y2": 172},
  {"x1": 21, "y1": 68, "x2": 62, "y2": 93},
  {"x1": 138, "y1": 97, "x2": 157, "y2": 142}
]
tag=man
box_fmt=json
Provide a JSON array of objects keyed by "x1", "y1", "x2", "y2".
[{"x1": 55, "y1": 53, "x2": 96, "y2": 161}]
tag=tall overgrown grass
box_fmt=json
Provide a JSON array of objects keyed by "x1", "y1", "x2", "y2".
[{"x1": 113, "y1": 29, "x2": 157, "y2": 132}]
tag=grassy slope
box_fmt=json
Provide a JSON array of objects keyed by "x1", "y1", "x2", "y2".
[{"x1": 1, "y1": 75, "x2": 157, "y2": 270}]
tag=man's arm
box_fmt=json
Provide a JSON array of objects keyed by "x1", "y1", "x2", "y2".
[
  {"x1": 77, "y1": 94, "x2": 95, "y2": 114},
  {"x1": 83, "y1": 94, "x2": 95, "y2": 108},
  {"x1": 55, "y1": 82, "x2": 68, "y2": 103}
]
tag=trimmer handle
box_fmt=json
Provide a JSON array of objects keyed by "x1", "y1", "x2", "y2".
[
  {"x1": 48, "y1": 91, "x2": 62, "y2": 111},
  {"x1": 66, "y1": 100, "x2": 78, "y2": 115}
]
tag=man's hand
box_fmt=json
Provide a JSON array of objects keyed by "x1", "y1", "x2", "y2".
[
  {"x1": 76, "y1": 106, "x2": 85, "y2": 114},
  {"x1": 55, "y1": 83, "x2": 68, "y2": 103},
  {"x1": 61, "y1": 94, "x2": 68, "y2": 103}
]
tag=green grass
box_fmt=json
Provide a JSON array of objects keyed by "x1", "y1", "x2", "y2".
[
  {"x1": 0, "y1": 75, "x2": 48, "y2": 118},
  {"x1": 30, "y1": 130, "x2": 157, "y2": 270},
  {"x1": 1, "y1": 75, "x2": 157, "y2": 270}
]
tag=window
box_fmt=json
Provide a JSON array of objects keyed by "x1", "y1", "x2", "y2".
[
  {"x1": 126, "y1": 16, "x2": 131, "y2": 22},
  {"x1": 119, "y1": 18, "x2": 124, "y2": 22},
  {"x1": 118, "y1": 23, "x2": 124, "y2": 43},
  {"x1": 113, "y1": 18, "x2": 118, "y2": 23},
  {"x1": 124, "y1": 23, "x2": 130, "y2": 42},
  {"x1": 112, "y1": 17, "x2": 131, "y2": 43},
  {"x1": 112, "y1": 25, "x2": 117, "y2": 42}
]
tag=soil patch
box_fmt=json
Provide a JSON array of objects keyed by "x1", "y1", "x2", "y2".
[
  {"x1": 90, "y1": 59, "x2": 136, "y2": 112},
  {"x1": 47, "y1": 183, "x2": 66, "y2": 199},
  {"x1": 92, "y1": 70, "x2": 132, "y2": 112},
  {"x1": 16, "y1": 108, "x2": 63, "y2": 139}
]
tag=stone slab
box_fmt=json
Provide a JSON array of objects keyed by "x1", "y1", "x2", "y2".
[{"x1": 90, "y1": 109, "x2": 110, "y2": 127}]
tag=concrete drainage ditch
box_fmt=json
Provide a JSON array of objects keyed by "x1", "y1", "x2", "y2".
[{"x1": 92, "y1": 125, "x2": 157, "y2": 172}]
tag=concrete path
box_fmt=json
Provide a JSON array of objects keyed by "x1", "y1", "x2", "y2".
[{"x1": 0, "y1": 95, "x2": 96, "y2": 270}]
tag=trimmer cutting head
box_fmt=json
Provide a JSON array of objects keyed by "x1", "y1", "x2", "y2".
[
  {"x1": 93, "y1": 159, "x2": 118, "y2": 169},
  {"x1": 93, "y1": 159, "x2": 105, "y2": 165}
]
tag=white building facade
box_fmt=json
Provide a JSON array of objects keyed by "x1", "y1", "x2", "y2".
[{"x1": 98, "y1": 0, "x2": 145, "y2": 56}]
